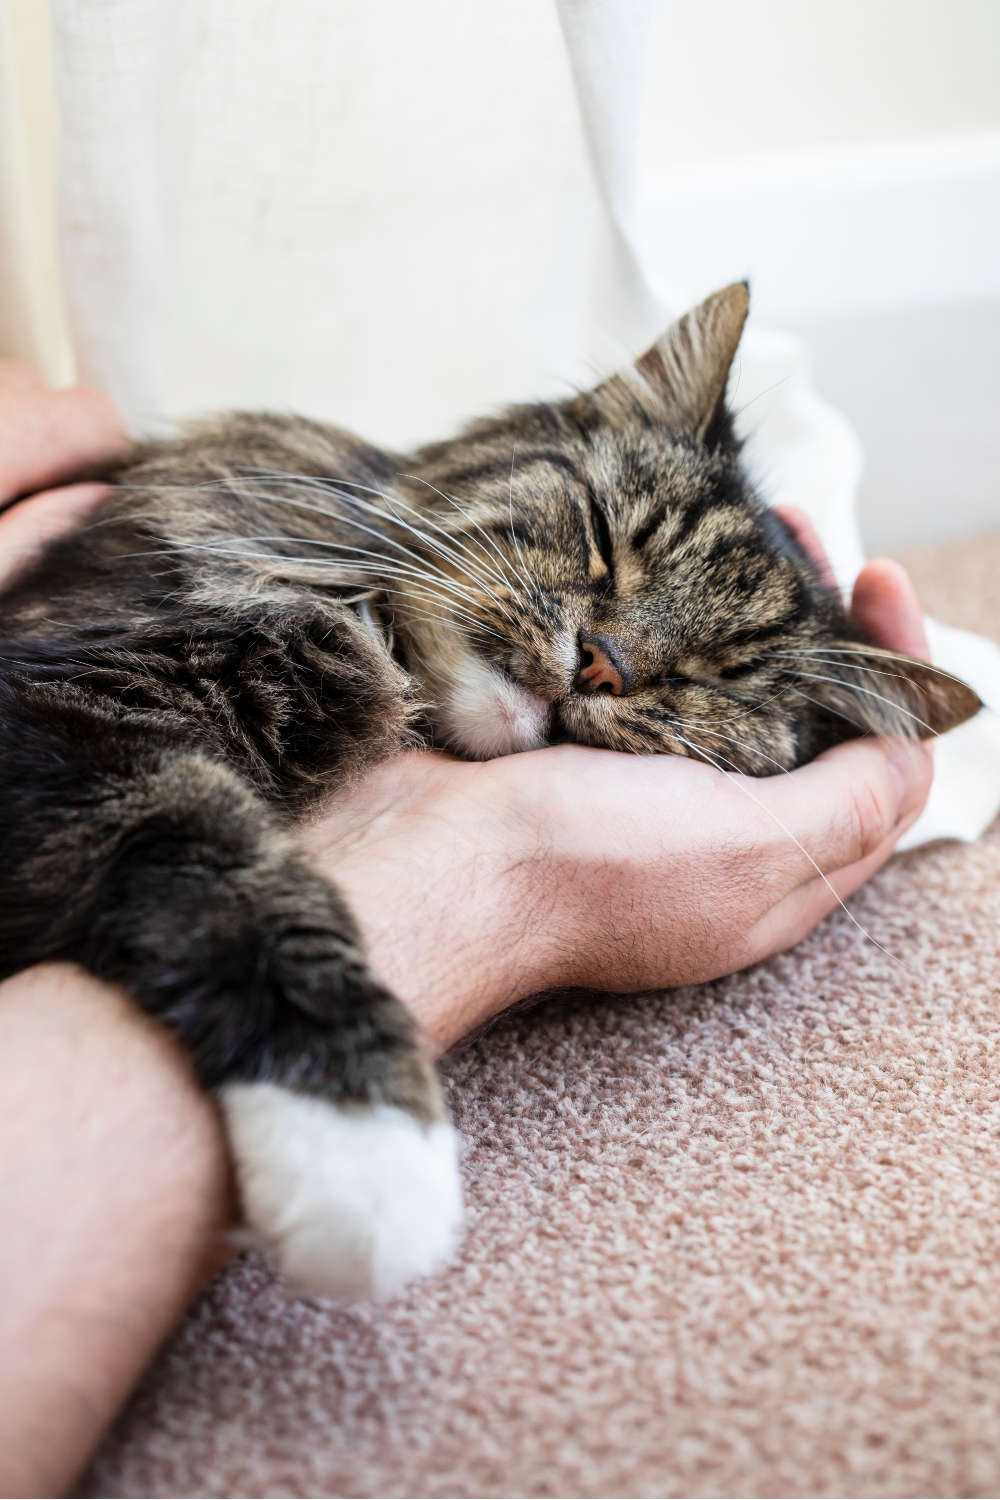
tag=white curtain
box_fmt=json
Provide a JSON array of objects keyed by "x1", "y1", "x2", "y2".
[{"x1": 35, "y1": 0, "x2": 1000, "y2": 844}]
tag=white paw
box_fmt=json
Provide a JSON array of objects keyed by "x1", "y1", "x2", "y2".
[{"x1": 219, "y1": 1082, "x2": 463, "y2": 1301}]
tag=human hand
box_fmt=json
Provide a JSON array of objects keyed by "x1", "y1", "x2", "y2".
[
  {"x1": 301, "y1": 518, "x2": 932, "y2": 1057},
  {"x1": 0, "y1": 360, "x2": 127, "y2": 591}
]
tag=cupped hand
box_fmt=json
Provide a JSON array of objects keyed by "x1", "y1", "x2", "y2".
[{"x1": 302, "y1": 531, "x2": 932, "y2": 1056}]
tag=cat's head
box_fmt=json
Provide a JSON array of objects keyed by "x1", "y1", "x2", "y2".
[{"x1": 390, "y1": 284, "x2": 978, "y2": 772}]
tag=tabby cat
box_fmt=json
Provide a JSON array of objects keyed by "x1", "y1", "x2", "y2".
[{"x1": 0, "y1": 285, "x2": 978, "y2": 1299}]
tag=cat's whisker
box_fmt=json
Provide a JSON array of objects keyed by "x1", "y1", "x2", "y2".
[
  {"x1": 145, "y1": 541, "x2": 504, "y2": 638},
  {"x1": 226, "y1": 488, "x2": 521, "y2": 625},
  {"x1": 773, "y1": 645, "x2": 908, "y2": 657},
  {"x1": 786, "y1": 685, "x2": 867, "y2": 732},
  {"x1": 390, "y1": 471, "x2": 515, "y2": 580},
  {"x1": 779, "y1": 660, "x2": 913, "y2": 684},
  {"x1": 378, "y1": 591, "x2": 504, "y2": 641},
  {"x1": 237, "y1": 470, "x2": 391, "y2": 505},
  {"x1": 171, "y1": 531, "x2": 493, "y2": 608},
  {"x1": 768, "y1": 646, "x2": 968, "y2": 688},
  {"x1": 245, "y1": 484, "x2": 485, "y2": 585},
  {"x1": 396, "y1": 469, "x2": 537, "y2": 603},
  {"x1": 396, "y1": 473, "x2": 530, "y2": 597},
  {"x1": 412, "y1": 482, "x2": 530, "y2": 596},
  {"x1": 239, "y1": 467, "x2": 538, "y2": 630},
  {"x1": 661, "y1": 680, "x2": 799, "y2": 728},
  {"x1": 367, "y1": 483, "x2": 527, "y2": 627},
  {"x1": 780, "y1": 669, "x2": 936, "y2": 737},
  {"x1": 145, "y1": 535, "x2": 487, "y2": 612},
  {"x1": 368, "y1": 594, "x2": 503, "y2": 644},
  {"x1": 233, "y1": 469, "x2": 521, "y2": 610},
  {"x1": 322, "y1": 485, "x2": 524, "y2": 626},
  {"x1": 201, "y1": 481, "x2": 419, "y2": 557},
  {"x1": 207, "y1": 473, "x2": 494, "y2": 596},
  {"x1": 363, "y1": 476, "x2": 520, "y2": 596},
  {"x1": 766, "y1": 650, "x2": 915, "y2": 681},
  {"x1": 668, "y1": 718, "x2": 793, "y2": 776},
  {"x1": 669, "y1": 732, "x2": 740, "y2": 773},
  {"x1": 287, "y1": 474, "x2": 507, "y2": 593},
  {"x1": 665, "y1": 730, "x2": 914, "y2": 974}
]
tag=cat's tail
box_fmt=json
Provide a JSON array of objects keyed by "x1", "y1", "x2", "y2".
[{"x1": 106, "y1": 748, "x2": 463, "y2": 1302}]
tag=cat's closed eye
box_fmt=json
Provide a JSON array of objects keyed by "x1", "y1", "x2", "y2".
[
  {"x1": 588, "y1": 496, "x2": 614, "y2": 574},
  {"x1": 388, "y1": 283, "x2": 979, "y2": 773}
]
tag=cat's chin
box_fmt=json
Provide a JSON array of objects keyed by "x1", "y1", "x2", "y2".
[
  {"x1": 438, "y1": 655, "x2": 552, "y2": 758},
  {"x1": 219, "y1": 1083, "x2": 463, "y2": 1301}
]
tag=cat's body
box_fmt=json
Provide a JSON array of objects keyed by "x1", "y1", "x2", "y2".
[{"x1": 0, "y1": 286, "x2": 978, "y2": 1298}]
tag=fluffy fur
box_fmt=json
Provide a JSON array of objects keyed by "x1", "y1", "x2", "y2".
[
  {"x1": 221, "y1": 1085, "x2": 462, "y2": 1300},
  {"x1": 0, "y1": 284, "x2": 979, "y2": 1298}
]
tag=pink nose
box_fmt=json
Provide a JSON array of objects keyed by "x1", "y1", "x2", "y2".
[{"x1": 575, "y1": 637, "x2": 627, "y2": 696}]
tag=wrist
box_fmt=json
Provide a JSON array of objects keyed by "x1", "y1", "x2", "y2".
[{"x1": 300, "y1": 751, "x2": 562, "y2": 1054}]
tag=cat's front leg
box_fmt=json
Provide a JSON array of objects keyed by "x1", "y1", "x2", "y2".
[
  {"x1": 220, "y1": 1082, "x2": 461, "y2": 1301},
  {"x1": 19, "y1": 746, "x2": 462, "y2": 1300},
  {"x1": 214, "y1": 883, "x2": 462, "y2": 1303}
]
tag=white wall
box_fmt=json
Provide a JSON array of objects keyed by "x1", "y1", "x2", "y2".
[
  {"x1": 643, "y1": 0, "x2": 1000, "y2": 169},
  {"x1": 635, "y1": 0, "x2": 1000, "y2": 322},
  {"x1": 790, "y1": 298, "x2": 1000, "y2": 554},
  {"x1": 633, "y1": 1, "x2": 1000, "y2": 550}
]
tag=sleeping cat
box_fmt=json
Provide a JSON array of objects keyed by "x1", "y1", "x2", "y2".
[{"x1": 0, "y1": 284, "x2": 979, "y2": 1300}]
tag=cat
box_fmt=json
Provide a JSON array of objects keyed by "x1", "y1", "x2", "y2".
[{"x1": 0, "y1": 283, "x2": 979, "y2": 1300}]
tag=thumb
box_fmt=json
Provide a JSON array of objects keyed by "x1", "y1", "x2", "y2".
[{"x1": 0, "y1": 484, "x2": 111, "y2": 592}]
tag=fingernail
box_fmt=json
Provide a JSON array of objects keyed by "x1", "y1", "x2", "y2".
[{"x1": 886, "y1": 741, "x2": 928, "y2": 820}]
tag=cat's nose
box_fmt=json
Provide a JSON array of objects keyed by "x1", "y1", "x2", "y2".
[{"x1": 574, "y1": 633, "x2": 632, "y2": 696}]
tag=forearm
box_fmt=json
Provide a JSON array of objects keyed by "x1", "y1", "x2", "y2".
[
  {"x1": 298, "y1": 752, "x2": 568, "y2": 1054},
  {"x1": 0, "y1": 965, "x2": 234, "y2": 1499}
]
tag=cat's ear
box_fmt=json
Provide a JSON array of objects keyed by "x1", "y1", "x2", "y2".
[
  {"x1": 801, "y1": 643, "x2": 981, "y2": 739},
  {"x1": 634, "y1": 282, "x2": 749, "y2": 440}
]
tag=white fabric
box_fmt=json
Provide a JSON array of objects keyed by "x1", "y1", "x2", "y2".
[
  {"x1": 554, "y1": 0, "x2": 675, "y2": 361},
  {"x1": 0, "y1": 2, "x2": 42, "y2": 369},
  {"x1": 50, "y1": 0, "x2": 1000, "y2": 847},
  {"x1": 897, "y1": 620, "x2": 1000, "y2": 850},
  {"x1": 53, "y1": 0, "x2": 599, "y2": 446}
]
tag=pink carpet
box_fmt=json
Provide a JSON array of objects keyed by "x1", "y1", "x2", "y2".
[{"x1": 85, "y1": 533, "x2": 1000, "y2": 1499}]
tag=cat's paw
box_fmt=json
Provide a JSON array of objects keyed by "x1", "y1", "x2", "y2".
[{"x1": 219, "y1": 1082, "x2": 463, "y2": 1300}]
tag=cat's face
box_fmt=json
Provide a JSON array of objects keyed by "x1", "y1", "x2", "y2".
[{"x1": 391, "y1": 285, "x2": 977, "y2": 773}]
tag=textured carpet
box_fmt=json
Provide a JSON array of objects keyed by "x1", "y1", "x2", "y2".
[{"x1": 85, "y1": 533, "x2": 1000, "y2": 1500}]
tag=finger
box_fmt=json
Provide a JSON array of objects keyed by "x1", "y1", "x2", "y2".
[
  {"x1": 0, "y1": 360, "x2": 46, "y2": 394},
  {"x1": 743, "y1": 788, "x2": 926, "y2": 966},
  {"x1": 0, "y1": 386, "x2": 128, "y2": 506},
  {"x1": 741, "y1": 736, "x2": 932, "y2": 894},
  {"x1": 772, "y1": 503, "x2": 838, "y2": 589},
  {"x1": 0, "y1": 484, "x2": 111, "y2": 592},
  {"x1": 850, "y1": 558, "x2": 929, "y2": 661}
]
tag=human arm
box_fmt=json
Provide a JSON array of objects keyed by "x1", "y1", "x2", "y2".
[
  {"x1": 0, "y1": 965, "x2": 235, "y2": 1500},
  {"x1": 0, "y1": 369, "x2": 237, "y2": 1499}
]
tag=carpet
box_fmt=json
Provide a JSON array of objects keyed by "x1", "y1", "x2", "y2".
[{"x1": 85, "y1": 532, "x2": 1000, "y2": 1499}]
